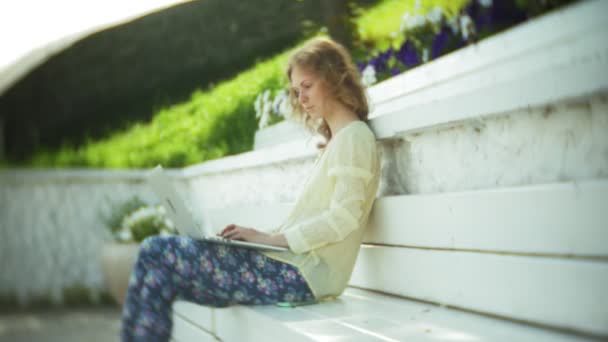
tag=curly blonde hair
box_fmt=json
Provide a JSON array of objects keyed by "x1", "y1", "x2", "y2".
[{"x1": 286, "y1": 37, "x2": 369, "y2": 149}]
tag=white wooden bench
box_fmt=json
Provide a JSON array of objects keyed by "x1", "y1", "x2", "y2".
[
  {"x1": 171, "y1": 181, "x2": 608, "y2": 341},
  {"x1": 171, "y1": 1, "x2": 608, "y2": 340}
]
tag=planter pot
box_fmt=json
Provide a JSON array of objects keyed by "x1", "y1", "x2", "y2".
[
  {"x1": 253, "y1": 120, "x2": 309, "y2": 150},
  {"x1": 100, "y1": 241, "x2": 141, "y2": 307}
]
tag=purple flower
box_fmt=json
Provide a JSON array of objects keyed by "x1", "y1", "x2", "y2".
[
  {"x1": 396, "y1": 40, "x2": 420, "y2": 68},
  {"x1": 369, "y1": 56, "x2": 385, "y2": 73},
  {"x1": 431, "y1": 26, "x2": 451, "y2": 59},
  {"x1": 356, "y1": 61, "x2": 366, "y2": 73},
  {"x1": 390, "y1": 68, "x2": 401, "y2": 76}
]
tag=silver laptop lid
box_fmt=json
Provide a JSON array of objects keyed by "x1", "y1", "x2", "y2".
[{"x1": 146, "y1": 165, "x2": 206, "y2": 238}]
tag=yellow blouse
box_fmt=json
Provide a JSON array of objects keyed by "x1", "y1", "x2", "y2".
[{"x1": 262, "y1": 120, "x2": 381, "y2": 300}]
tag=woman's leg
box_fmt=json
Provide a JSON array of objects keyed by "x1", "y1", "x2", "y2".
[{"x1": 120, "y1": 235, "x2": 314, "y2": 342}]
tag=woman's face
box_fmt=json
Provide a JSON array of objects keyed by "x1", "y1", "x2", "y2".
[{"x1": 290, "y1": 66, "x2": 332, "y2": 120}]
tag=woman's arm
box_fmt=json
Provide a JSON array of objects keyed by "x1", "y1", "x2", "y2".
[{"x1": 218, "y1": 224, "x2": 289, "y2": 247}]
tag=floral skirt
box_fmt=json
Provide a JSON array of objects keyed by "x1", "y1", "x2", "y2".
[{"x1": 120, "y1": 235, "x2": 314, "y2": 342}]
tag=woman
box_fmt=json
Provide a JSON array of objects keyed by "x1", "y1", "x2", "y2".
[{"x1": 120, "y1": 37, "x2": 381, "y2": 341}]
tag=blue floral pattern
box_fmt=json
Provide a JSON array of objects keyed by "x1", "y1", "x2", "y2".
[{"x1": 120, "y1": 235, "x2": 314, "y2": 342}]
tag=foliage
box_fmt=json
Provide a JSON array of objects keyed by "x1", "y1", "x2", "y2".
[
  {"x1": 8, "y1": 0, "x2": 577, "y2": 169},
  {"x1": 100, "y1": 195, "x2": 148, "y2": 236},
  {"x1": 25, "y1": 47, "x2": 294, "y2": 168},
  {"x1": 100, "y1": 195, "x2": 177, "y2": 243},
  {"x1": 117, "y1": 205, "x2": 177, "y2": 243},
  {"x1": 355, "y1": 0, "x2": 577, "y2": 85}
]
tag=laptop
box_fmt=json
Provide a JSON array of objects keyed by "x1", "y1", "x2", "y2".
[{"x1": 146, "y1": 165, "x2": 289, "y2": 252}]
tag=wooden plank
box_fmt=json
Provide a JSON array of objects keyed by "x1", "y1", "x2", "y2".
[
  {"x1": 301, "y1": 287, "x2": 591, "y2": 341},
  {"x1": 364, "y1": 180, "x2": 608, "y2": 257},
  {"x1": 349, "y1": 246, "x2": 608, "y2": 337},
  {"x1": 191, "y1": 287, "x2": 590, "y2": 341},
  {"x1": 213, "y1": 305, "x2": 321, "y2": 342},
  {"x1": 172, "y1": 300, "x2": 215, "y2": 334},
  {"x1": 205, "y1": 180, "x2": 608, "y2": 257},
  {"x1": 172, "y1": 311, "x2": 218, "y2": 342}
]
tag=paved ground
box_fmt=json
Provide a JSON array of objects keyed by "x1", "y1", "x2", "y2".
[{"x1": 0, "y1": 306, "x2": 122, "y2": 342}]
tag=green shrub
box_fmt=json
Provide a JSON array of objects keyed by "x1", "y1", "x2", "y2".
[
  {"x1": 100, "y1": 195, "x2": 177, "y2": 243},
  {"x1": 26, "y1": 46, "x2": 296, "y2": 169}
]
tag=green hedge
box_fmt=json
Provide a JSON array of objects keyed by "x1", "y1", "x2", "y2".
[{"x1": 27, "y1": 47, "x2": 295, "y2": 168}]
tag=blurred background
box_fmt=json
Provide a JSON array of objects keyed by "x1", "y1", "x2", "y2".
[{"x1": 0, "y1": 0, "x2": 577, "y2": 340}]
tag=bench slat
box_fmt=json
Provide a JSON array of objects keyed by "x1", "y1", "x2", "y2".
[
  {"x1": 172, "y1": 309, "x2": 218, "y2": 341},
  {"x1": 208, "y1": 181, "x2": 608, "y2": 257},
  {"x1": 350, "y1": 246, "x2": 608, "y2": 337},
  {"x1": 365, "y1": 180, "x2": 608, "y2": 257},
  {"x1": 213, "y1": 305, "x2": 322, "y2": 342},
  {"x1": 172, "y1": 301, "x2": 214, "y2": 335},
  {"x1": 181, "y1": 288, "x2": 592, "y2": 341}
]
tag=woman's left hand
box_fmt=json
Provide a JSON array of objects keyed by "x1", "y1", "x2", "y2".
[
  {"x1": 218, "y1": 224, "x2": 289, "y2": 247},
  {"x1": 218, "y1": 224, "x2": 266, "y2": 243}
]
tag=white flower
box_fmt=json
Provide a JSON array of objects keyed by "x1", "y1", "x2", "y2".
[
  {"x1": 460, "y1": 15, "x2": 475, "y2": 40},
  {"x1": 118, "y1": 229, "x2": 132, "y2": 242},
  {"x1": 273, "y1": 90, "x2": 294, "y2": 120},
  {"x1": 279, "y1": 98, "x2": 294, "y2": 120},
  {"x1": 164, "y1": 217, "x2": 175, "y2": 230},
  {"x1": 426, "y1": 7, "x2": 443, "y2": 25},
  {"x1": 272, "y1": 90, "x2": 287, "y2": 115},
  {"x1": 263, "y1": 100, "x2": 272, "y2": 116},
  {"x1": 400, "y1": 13, "x2": 426, "y2": 32},
  {"x1": 258, "y1": 100, "x2": 273, "y2": 129},
  {"x1": 254, "y1": 93, "x2": 263, "y2": 119},
  {"x1": 262, "y1": 89, "x2": 271, "y2": 104},
  {"x1": 399, "y1": 13, "x2": 410, "y2": 33},
  {"x1": 478, "y1": 0, "x2": 492, "y2": 8},
  {"x1": 448, "y1": 16, "x2": 460, "y2": 34},
  {"x1": 361, "y1": 65, "x2": 377, "y2": 87},
  {"x1": 122, "y1": 206, "x2": 156, "y2": 229}
]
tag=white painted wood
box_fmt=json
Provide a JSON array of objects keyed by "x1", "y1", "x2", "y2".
[
  {"x1": 253, "y1": 120, "x2": 311, "y2": 150},
  {"x1": 209, "y1": 287, "x2": 591, "y2": 341},
  {"x1": 213, "y1": 305, "x2": 321, "y2": 342},
  {"x1": 181, "y1": 138, "x2": 317, "y2": 178},
  {"x1": 364, "y1": 180, "x2": 608, "y2": 257},
  {"x1": 172, "y1": 300, "x2": 214, "y2": 333},
  {"x1": 172, "y1": 311, "x2": 219, "y2": 342},
  {"x1": 202, "y1": 180, "x2": 608, "y2": 258},
  {"x1": 303, "y1": 287, "x2": 590, "y2": 341},
  {"x1": 350, "y1": 246, "x2": 608, "y2": 337}
]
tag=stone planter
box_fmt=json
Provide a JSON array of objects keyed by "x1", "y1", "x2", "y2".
[{"x1": 100, "y1": 241, "x2": 141, "y2": 307}]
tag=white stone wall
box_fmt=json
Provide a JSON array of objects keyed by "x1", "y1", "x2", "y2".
[
  {"x1": 0, "y1": 173, "x2": 167, "y2": 306},
  {"x1": 380, "y1": 93, "x2": 608, "y2": 196},
  {"x1": 1, "y1": 93, "x2": 606, "y2": 306}
]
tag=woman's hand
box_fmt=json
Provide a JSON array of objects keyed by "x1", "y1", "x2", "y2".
[{"x1": 218, "y1": 224, "x2": 289, "y2": 248}]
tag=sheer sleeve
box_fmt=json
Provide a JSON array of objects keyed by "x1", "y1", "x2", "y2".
[{"x1": 283, "y1": 128, "x2": 376, "y2": 254}]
